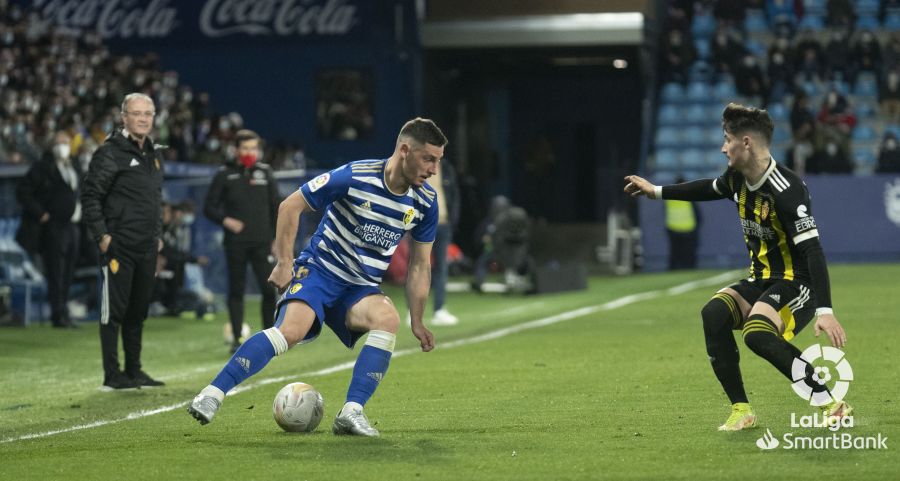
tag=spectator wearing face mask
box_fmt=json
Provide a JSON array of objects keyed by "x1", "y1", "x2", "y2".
[
  {"x1": 15, "y1": 131, "x2": 82, "y2": 328},
  {"x1": 204, "y1": 129, "x2": 281, "y2": 353},
  {"x1": 881, "y1": 67, "x2": 900, "y2": 123},
  {"x1": 877, "y1": 133, "x2": 900, "y2": 173}
]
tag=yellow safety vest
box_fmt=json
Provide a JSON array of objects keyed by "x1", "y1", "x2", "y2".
[{"x1": 665, "y1": 200, "x2": 696, "y2": 233}]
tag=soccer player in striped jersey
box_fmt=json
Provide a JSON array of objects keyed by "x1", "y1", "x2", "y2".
[
  {"x1": 624, "y1": 103, "x2": 850, "y2": 431},
  {"x1": 189, "y1": 118, "x2": 447, "y2": 436}
]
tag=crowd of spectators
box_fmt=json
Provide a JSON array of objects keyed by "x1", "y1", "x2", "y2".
[
  {"x1": 660, "y1": 0, "x2": 900, "y2": 174},
  {"x1": 0, "y1": 2, "x2": 308, "y2": 170}
]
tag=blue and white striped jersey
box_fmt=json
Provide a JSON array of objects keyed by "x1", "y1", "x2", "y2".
[{"x1": 297, "y1": 159, "x2": 438, "y2": 286}]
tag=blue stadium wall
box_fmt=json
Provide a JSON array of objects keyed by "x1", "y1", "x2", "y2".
[{"x1": 639, "y1": 174, "x2": 900, "y2": 271}]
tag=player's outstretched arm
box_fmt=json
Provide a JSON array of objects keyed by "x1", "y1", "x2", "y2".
[
  {"x1": 406, "y1": 240, "x2": 435, "y2": 352},
  {"x1": 623, "y1": 175, "x2": 659, "y2": 199},
  {"x1": 268, "y1": 190, "x2": 308, "y2": 292}
]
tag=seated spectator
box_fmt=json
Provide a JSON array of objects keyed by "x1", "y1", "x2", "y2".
[
  {"x1": 768, "y1": 36, "x2": 794, "y2": 101},
  {"x1": 714, "y1": 0, "x2": 747, "y2": 28},
  {"x1": 808, "y1": 140, "x2": 854, "y2": 173},
  {"x1": 735, "y1": 54, "x2": 769, "y2": 105},
  {"x1": 792, "y1": 30, "x2": 825, "y2": 81},
  {"x1": 817, "y1": 90, "x2": 857, "y2": 139},
  {"x1": 853, "y1": 30, "x2": 882, "y2": 76},
  {"x1": 789, "y1": 93, "x2": 817, "y2": 174},
  {"x1": 710, "y1": 27, "x2": 746, "y2": 74},
  {"x1": 661, "y1": 28, "x2": 696, "y2": 84},
  {"x1": 884, "y1": 32, "x2": 900, "y2": 73},
  {"x1": 826, "y1": 0, "x2": 856, "y2": 28},
  {"x1": 876, "y1": 133, "x2": 900, "y2": 173},
  {"x1": 766, "y1": 0, "x2": 798, "y2": 28},
  {"x1": 824, "y1": 29, "x2": 855, "y2": 83},
  {"x1": 881, "y1": 67, "x2": 900, "y2": 123}
]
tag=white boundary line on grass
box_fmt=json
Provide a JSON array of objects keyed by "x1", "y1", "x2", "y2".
[{"x1": 2, "y1": 270, "x2": 740, "y2": 444}]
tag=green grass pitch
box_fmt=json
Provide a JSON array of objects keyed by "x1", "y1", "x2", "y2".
[{"x1": 1, "y1": 264, "x2": 897, "y2": 480}]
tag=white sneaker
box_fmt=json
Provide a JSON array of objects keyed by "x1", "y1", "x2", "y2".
[{"x1": 431, "y1": 308, "x2": 459, "y2": 326}]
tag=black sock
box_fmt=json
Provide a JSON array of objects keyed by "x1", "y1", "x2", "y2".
[
  {"x1": 742, "y1": 314, "x2": 828, "y2": 393},
  {"x1": 702, "y1": 294, "x2": 748, "y2": 404}
]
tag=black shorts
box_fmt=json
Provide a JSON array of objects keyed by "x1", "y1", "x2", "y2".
[{"x1": 728, "y1": 277, "x2": 816, "y2": 341}]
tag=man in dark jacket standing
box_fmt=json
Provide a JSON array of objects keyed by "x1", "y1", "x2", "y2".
[
  {"x1": 204, "y1": 129, "x2": 280, "y2": 352},
  {"x1": 16, "y1": 131, "x2": 82, "y2": 328},
  {"x1": 81, "y1": 93, "x2": 165, "y2": 390}
]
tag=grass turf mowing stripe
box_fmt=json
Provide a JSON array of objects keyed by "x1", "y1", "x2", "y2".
[{"x1": 1, "y1": 270, "x2": 740, "y2": 444}]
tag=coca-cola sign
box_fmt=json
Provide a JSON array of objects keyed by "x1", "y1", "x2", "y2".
[
  {"x1": 199, "y1": 0, "x2": 359, "y2": 37},
  {"x1": 33, "y1": 0, "x2": 178, "y2": 39}
]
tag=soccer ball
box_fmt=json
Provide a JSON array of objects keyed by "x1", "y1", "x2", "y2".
[{"x1": 272, "y1": 382, "x2": 324, "y2": 433}]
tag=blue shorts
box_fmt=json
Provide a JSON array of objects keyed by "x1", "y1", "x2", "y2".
[{"x1": 274, "y1": 260, "x2": 383, "y2": 348}]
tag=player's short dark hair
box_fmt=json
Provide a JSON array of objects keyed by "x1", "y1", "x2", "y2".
[
  {"x1": 398, "y1": 118, "x2": 448, "y2": 148},
  {"x1": 234, "y1": 129, "x2": 260, "y2": 148},
  {"x1": 722, "y1": 103, "x2": 774, "y2": 145}
]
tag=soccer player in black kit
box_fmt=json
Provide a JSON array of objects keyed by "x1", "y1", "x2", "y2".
[
  {"x1": 624, "y1": 103, "x2": 850, "y2": 431},
  {"x1": 204, "y1": 129, "x2": 281, "y2": 353}
]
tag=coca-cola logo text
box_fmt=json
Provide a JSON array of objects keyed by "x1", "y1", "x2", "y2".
[
  {"x1": 199, "y1": 0, "x2": 358, "y2": 37},
  {"x1": 34, "y1": 0, "x2": 178, "y2": 39}
]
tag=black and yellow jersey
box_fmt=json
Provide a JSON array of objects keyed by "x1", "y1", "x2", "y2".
[
  {"x1": 659, "y1": 158, "x2": 832, "y2": 310},
  {"x1": 712, "y1": 160, "x2": 817, "y2": 283}
]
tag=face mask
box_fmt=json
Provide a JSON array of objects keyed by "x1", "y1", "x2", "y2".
[
  {"x1": 239, "y1": 153, "x2": 257, "y2": 168},
  {"x1": 826, "y1": 143, "x2": 838, "y2": 156},
  {"x1": 182, "y1": 214, "x2": 195, "y2": 225},
  {"x1": 886, "y1": 140, "x2": 898, "y2": 151},
  {"x1": 54, "y1": 143, "x2": 71, "y2": 160}
]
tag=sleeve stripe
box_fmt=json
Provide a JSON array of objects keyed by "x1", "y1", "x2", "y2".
[
  {"x1": 712, "y1": 178, "x2": 721, "y2": 195},
  {"x1": 792, "y1": 229, "x2": 819, "y2": 245}
]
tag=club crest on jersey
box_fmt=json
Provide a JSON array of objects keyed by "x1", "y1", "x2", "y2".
[
  {"x1": 760, "y1": 200, "x2": 770, "y2": 221},
  {"x1": 289, "y1": 283, "x2": 302, "y2": 294},
  {"x1": 403, "y1": 208, "x2": 415, "y2": 225},
  {"x1": 109, "y1": 258, "x2": 119, "y2": 274},
  {"x1": 154, "y1": 158, "x2": 160, "y2": 170},
  {"x1": 294, "y1": 266, "x2": 309, "y2": 280},
  {"x1": 309, "y1": 173, "x2": 330, "y2": 192}
]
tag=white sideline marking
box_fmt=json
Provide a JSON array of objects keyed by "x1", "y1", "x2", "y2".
[{"x1": 1, "y1": 270, "x2": 740, "y2": 444}]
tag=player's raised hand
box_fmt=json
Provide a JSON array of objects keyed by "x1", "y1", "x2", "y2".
[
  {"x1": 412, "y1": 323, "x2": 434, "y2": 352},
  {"x1": 814, "y1": 313, "x2": 847, "y2": 348},
  {"x1": 623, "y1": 175, "x2": 658, "y2": 199},
  {"x1": 268, "y1": 262, "x2": 294, "y2": 292}
]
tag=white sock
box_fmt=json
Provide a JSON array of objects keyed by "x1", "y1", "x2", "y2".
[
  {"x1": 200, "y1": 385, "x2": 225, "y2": 402},
  {"x1": 341, "y1": 401, "x2": 364, "y2": 415}
]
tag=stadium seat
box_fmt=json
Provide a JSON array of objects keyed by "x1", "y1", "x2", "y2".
[
  {"x1": 661, "y1": 82, "x2": 685, "y2": 104},
  {"x1": 713, "y1": 81, "x2": 737, "y2": 102},
  {"x1": 885, "y1": 124, "x2": 900, "y2": 138},
  {"x1": 802, "y1": 0, "x2": 826, "y2": 15},
  {"x1": 852, "y1": 147, "x2": 877, "y2": 167},
  {"x1": 886, "y1": 14, "x2": 900, "y2": 30},
  {"x1": 798, "y1": 14, "x2": 825, "y2": 30},
  {"x1": 686, "y1": 82, "x2": 712, "y2": 103},
  {"x1": 655, "y1": 149, "x2": 680, "y2": 172},
  {"x1": 691, "y1": 13, "x2": 716, "y2": 40},
  {"x1": 679, "y1": 149, "x2": 706, "y2": 170},
  {"x1": 856, "y1": 0, "x2": 880, "y2": 17},
  {"x1": 744, "y1": 11, "x2": 769, "y2": 33},
  {"x1": 768, "y1": 103, "x2": 788, "y2": 121},
  {"x1": 856, "y1": 16, "x2": 880, "y2": 29},
  {"x1": 688, "y1": 61, "x2": 714, "y2": 83},
  {"x1": 657, "y1": 104, "x2": 680, "y2": 126},
  {"x1": 704, "y1": 150, "x2": 725, "y2": 169},
  {"x1": 854, "y1": 76, "x2": 878, "y2": 97},
  {"x1": 829, "y1": 80, "x2": 850, "y2": 97},
  {"x1": 772, "y1": 127, "x2": 791, "y2": 143},
  {"x1": 706, "y1": 127, "x2": 724, "y2": 146},
  {"x1": 852, "y1": 125, "x2": 878, "y2": 142},
  {"x1": 694, "y1": 40, "x2": 711, "y2": 61},
  {"x1": 745, "y1": 39, "x2": 767, "y2": 57},
  {"x1": 685, "y1": 105, "x2": 708, "y2": 125},
  {"x1": 655, "y1": 127, "x2": 681, "y2": 148},
  {"x1": 682, "y1": 127, "x2": 706, "y2": 146}
]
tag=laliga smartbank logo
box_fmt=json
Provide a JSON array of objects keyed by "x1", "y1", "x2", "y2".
[
  {"x1": 755, "y1": 345, "x2": 888, "y2": 451},
  {"x1": 791, "y1": 344, "x2": 853, "y2": 406}
]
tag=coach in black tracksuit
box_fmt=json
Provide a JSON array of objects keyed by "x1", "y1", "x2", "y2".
[
  {"x1": 204, "y1": 129, "x2": 280, "y2": 352},
  {"x1": 82, "y1": 93, "x2": 165, "y2": 390}
]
